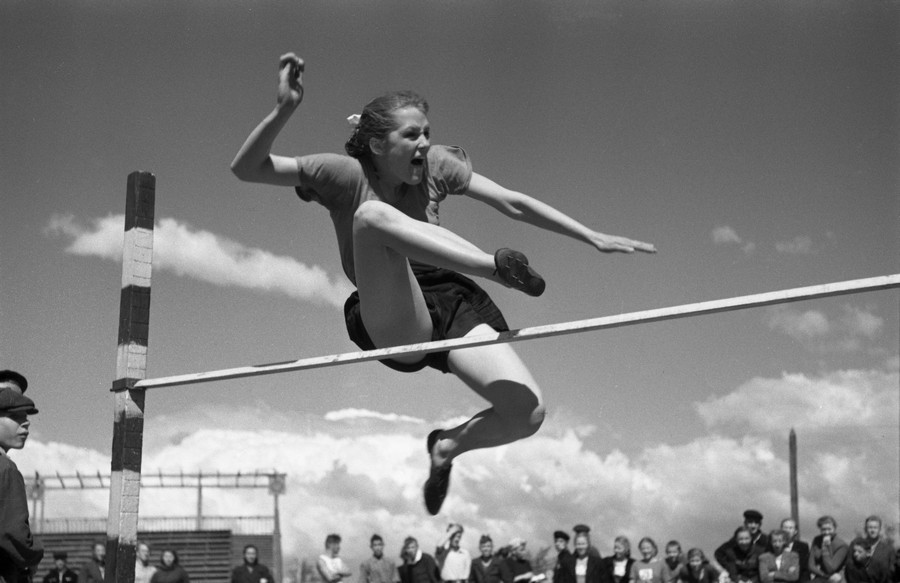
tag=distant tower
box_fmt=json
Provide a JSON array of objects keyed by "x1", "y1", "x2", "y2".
[{"x1": 790, "y1": 428, "x2": 799, "y2": 527}]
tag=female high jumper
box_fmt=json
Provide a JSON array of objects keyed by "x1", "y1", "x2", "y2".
[{"x1": 231, "y1": 53, "x2": 656, "y2": 515}]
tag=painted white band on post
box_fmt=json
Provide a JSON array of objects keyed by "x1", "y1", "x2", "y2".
[{"x1": 132, "y1": 273, "x2": 900, "y2": 390}]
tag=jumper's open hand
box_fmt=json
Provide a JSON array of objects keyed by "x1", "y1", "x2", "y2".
[
  {"x1": 277, "y1": 52, "x2": 304, "y2": 108},
  {"x1": 590, "y1": 232, "x2": 657, "y2": 254}
]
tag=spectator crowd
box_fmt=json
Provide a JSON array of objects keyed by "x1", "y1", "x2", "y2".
[{"x1": 316, "y1": 511, "x2": 899, "y2": 583}]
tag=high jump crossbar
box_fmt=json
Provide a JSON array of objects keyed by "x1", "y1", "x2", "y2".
[{"x1": 132, "y1": 272, "x2": 900, "y2": 390}]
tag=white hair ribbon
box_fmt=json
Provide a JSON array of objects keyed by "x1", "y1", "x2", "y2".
[{"x1": 346, "y1": 114, "x2": 361, "y2": 127}]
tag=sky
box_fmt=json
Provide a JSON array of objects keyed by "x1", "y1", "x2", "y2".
[{"x1": 2, "y1": 0, "x2": 899, "y2": 574}]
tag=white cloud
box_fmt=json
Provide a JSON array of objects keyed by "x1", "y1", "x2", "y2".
[
  {"x1": 695, "y1": 369, "x2": 898, "y2": 435},
  {"x1": 766, "y1": 307, "x2": 830, "y2": 339},
  {"x1": 15, "y1": 366, "x2": 899, "y2": 569},
  {"x1": 766, "y1": 305, "x2": 885, "y2": 352},
  {"x1": 841, "y1": 305, "x2": 883, "y2": 338},
  {"x1": 775, "y1": 236, "x2": 813, "y2": 255},
  {"x1": 45, "y1": 214, "x2": 353, "y2": 308},
  {"x1": 712, "y1": 226, "x2": 741, "y2": 245},
  {"x1": 324, "y1": 408, "x2": 425, "y2": 424},
  {"x1": 711, "y1": 226, "x2": 754, "y2": 254}
]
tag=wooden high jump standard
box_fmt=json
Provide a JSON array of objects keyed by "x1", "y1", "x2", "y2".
[{"x1": 106, "y1": 171, "x2": 155, "y2": 583}]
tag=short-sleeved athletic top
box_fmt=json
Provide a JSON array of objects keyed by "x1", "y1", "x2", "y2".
[{"x1": 294, "y1": 145, "x2": 472, "y2": 285}]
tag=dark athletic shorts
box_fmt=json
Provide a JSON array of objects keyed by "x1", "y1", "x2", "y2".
[{"x1": 344, "y1": 263, "x2": 510, "y2": 374}]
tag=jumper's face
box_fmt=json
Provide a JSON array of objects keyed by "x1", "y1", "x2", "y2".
[
  {"x1": 371, "y1": 540, "x2": 384, "y2": 558},
  {"x1": 781, "y1": 520, "x2": 798, "y2": 540},
  {"x1": 614, "y1": 541, "x2": 627, "y2": 558},
  {"x1": 735, "y1": 532, "x2": 752, "y2": 552},
  {"x1": 819, "y1": 523, "x2": 835, "y2": 538},
  {"x1": 374, "y1": 106, "x2": 430, "y2": 187},
  {"x1": 865, "y1": 520, "x2": 881, "y2": 539},
  {"x1": 639, "y1": 542, "x2": 655, "y2": 560},
  {"x1": 244, "y1": 547, "x2": 258, "y2": 564},
  {"x1": 0, "y1": 412, "x2": 29, "y2": 451},
  {"x1": 689, "y1": 556, "x2": 703, "y2": 569},
  {"x1": 162, "y1": 551, "x2": 175, "y2": 567},
  {"x1": 554, "y1": 538, "x2": 568, "y2": 552},
  {"x1": 480, "y1": 541, "x2": 493, "y2": 558}
]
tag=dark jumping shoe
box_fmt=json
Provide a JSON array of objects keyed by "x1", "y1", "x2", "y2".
[
  {"x1": 494, "y1": 248, "x2": 546, "y2": 297},
  {"x1": 424, "y1": 429, "x2": 452, "y2": 515}
]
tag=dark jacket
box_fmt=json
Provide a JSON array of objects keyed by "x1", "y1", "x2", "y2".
[
  {"x1": 400, "y1": 553, "x2": 441, "y2": 583},
  {"x1": 715, "y1": 541, "x2": 762, "y2": 583},
  {"x1": 558, "y1": 554, "x2": 605, "y2": 583},
  {"x1": 783, "y1": 540, "x2": 810, "y2": 583},
  {"x1": 42, "y1": 569, "x2": 79, "y2": 583},
  {"x1": 0, "y1": 455, "x2": 44, "y2": 583},
  {"x1": 599, "y1": 557, "x2": 635, "y2": 583},
  {"x1": 683, "y1": 563, "x2": 719, "y2": 583},
  {"x1": 470, "y1": 557, "x2": 503, "y2": 583},
  {"x1": 150, "y1": 564, "x2": 190, "y2": 583},
  {"x1": 231, "y1": 562, "x2": 274, "y2": 583}
]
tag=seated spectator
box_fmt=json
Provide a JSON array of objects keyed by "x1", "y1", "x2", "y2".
[
  {"x1": 400, "y1": 536, "x2": 441, "y2": 583},
  {"x1": 318, "y1": 534, "x2": 353, "y2": 583},
  {"x1": 42, "y1": 551, "x2": 78, "y2": 583},
  {"x1": 150, "y1": 549, "x2": 190, "y2": 583},
  {"x1": 136, "y1": 542, "x2": 157, "y2": 583},
  {"x1": 809, "y1": 516, "x2": 847, "y2": 583},
  {"x1": 861, "y1": 516, "x2": 894, "y2": 580},
  {"x1": 743, "y1": 511, "x2": 769, "y2": 552},
  {"x1": 437, "y1": 524, "x2": 472, "y2": 583},
  {"x1": 715, "y1": 527, "x2": 762, "y2": 583},
  {"x1": 501, "y1": 539, "x2": 536, "y2": 583},
  {"x1": 470, "y1": 535, "x2": 503, "y2": 583},
  {"x1": 231, "y1": 544, "x2": 273, "y2": 583},
  {"x1": 559, "y1": 532, "x2": 603, "y2": 583},
  {"x1": 573, "y1": 526, "x2": 603, "y2": 560},
  {"x1": 553, "y1": 531, "x2": 572, "y2": 583},
  {"x1": 759, "y1": 530, "x2": 800, "y2": 583},
  {"x1": 81, "y1": 542, "x2": 106, "y2": 583},
  {"x1": 780, "y1": 519, "x2": 809, "y2": 583},
  {"x1": 361, "y1": 534, "x2": 400, "y2": 583},
  {"x1": 683, "y1": 549, "x2": 720, "y2": 583},
  {"x1": 600, "y1": 536, "x2": 635, "y2": 583},
  {"x1": 844, "y1": 539, "x2": 890, "y2": 583},
  {"x1": 631, "y1": 538, "x2": 672, "y2": 583},
  {"x1": 665, "y1": 542, "x2": 688, "y2": 583}
]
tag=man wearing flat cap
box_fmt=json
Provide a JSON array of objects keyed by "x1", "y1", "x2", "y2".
[
  {"x1": 0, "y1": 386, "x2": 44, "y2": 583},
  {"x1": 43, "y1": 551, "x2": 79, "y2": 583},
  {"x1": 743, "y1": 510, "x2": 769, "y2": 551},
  {"x1": 552, "y1": 531, "x2": 572, "y2": 583}
]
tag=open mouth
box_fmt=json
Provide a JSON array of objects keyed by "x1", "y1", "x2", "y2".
[{"x1": 411, "y1": 157, "x2": 425, "y2": 167}]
